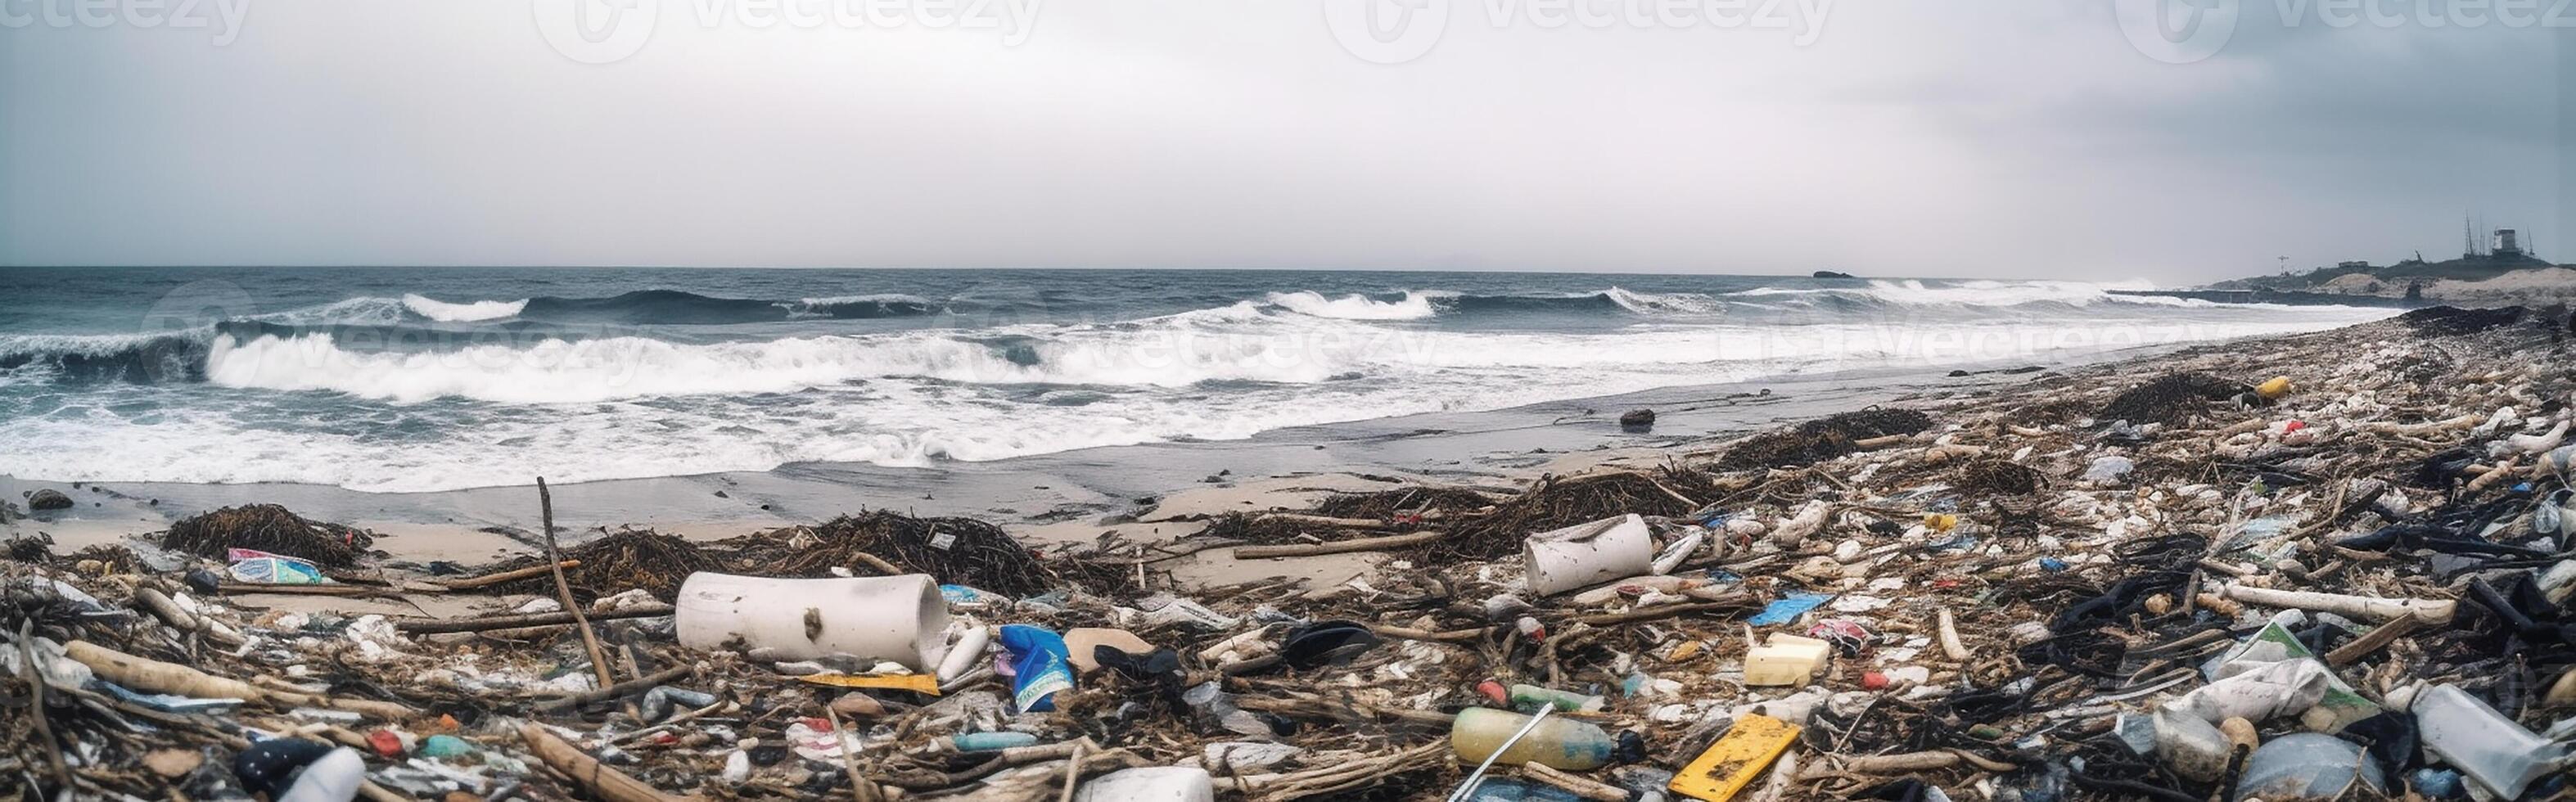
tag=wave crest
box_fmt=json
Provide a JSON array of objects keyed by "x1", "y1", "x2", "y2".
[
  {"x1": 403, "y1": 294, "x2": 528, "y2": 322},
  {"x1": 1264, "y1": 291, "x2": 1443, "y2": 320}
]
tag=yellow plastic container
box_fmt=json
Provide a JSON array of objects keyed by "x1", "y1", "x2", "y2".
[
  {"x1": 2256, "y1": 376, "x2": 2292, "y2": 399},
  {"x1": 1670, "y1": 714, "x2": 1800, "y2": 800}
]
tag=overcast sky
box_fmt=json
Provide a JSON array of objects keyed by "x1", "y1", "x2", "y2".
[{"x1": 1, "y1": 1, "x2": 2565, "y2": 282}]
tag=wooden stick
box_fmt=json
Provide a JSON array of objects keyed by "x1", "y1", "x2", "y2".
[
  {"x1": 519, "y1": 723, "x2": 687, "y2": 802},
  {"x1": 437, "y1": 560, "x2": 580, "y2": 591},
  {"x1": 134, "y1": 587, "x2": 247, "y2": 647},
  {"x1": 64, "y1": 640, "x2": 414, "y2": 720},
  {"x1": 536, "y1": 664, "x2": 695, "y2": 710},
  {"x1": 538, "y1": 476, "x2": 618, "y2": 691},
  {"x1": 1057, "y1": 742, "x2": 1083, "y2": 802},
  {"x1": 394, "y1": 604, "x2": 674, "y2": 634},
  {"x1": 1518, "y1": 764, "x2": 1626, "y2": 801},
  {"x1": 18, "y1": 620, "x2": 72, "y2": 793},
  {"x1": 851, "y1": 552, "x2": 904, "y2": 576},
  {"x1": 1232, "y1": 530, "x2": 1441, "y2": 560},
  {"x1": 2325, "y1": 616, "x2": 2423, "y2": 665},
  {"x1": 823, "y1": 705, "x2": 882, "y2": 802}
]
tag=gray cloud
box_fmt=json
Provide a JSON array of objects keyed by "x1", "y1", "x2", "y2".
[{"x1": 0, "y1": 0, "x2": 2564, "y2": 282}]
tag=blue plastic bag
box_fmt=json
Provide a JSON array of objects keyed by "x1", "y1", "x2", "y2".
[{"x1": 997, "y1": 624, "x2": 1072, "y2": 713}]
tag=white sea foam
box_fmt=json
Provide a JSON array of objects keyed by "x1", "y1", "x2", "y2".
[
  {"x1": 0, "y1": 283, "x2": 2403, "y2": 492},
  {"x1": 1264, "y1": 291, "x2": 1445, "y2": 320},
  {"x1": 401, "y1": 294, "x2": 528, "y2": 322}
]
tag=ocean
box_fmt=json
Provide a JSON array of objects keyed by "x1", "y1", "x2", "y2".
[{"x1": 0, "y1": 267, "x2": 2394, "y2": 493}]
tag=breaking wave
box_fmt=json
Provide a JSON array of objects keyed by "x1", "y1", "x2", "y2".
[{"x1": 402, "y1": 294, "x2": 527, "y2": 322}]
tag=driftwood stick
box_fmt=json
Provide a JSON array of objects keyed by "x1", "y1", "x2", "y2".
[
  {"x1": 395, "y1": 604, "x2": 675, "y2": 634},
  {"x1": 1518, "y1": 763, "x2": 1626, "y2": 801},
  {"x1": 1368, "y1": 624, "x2": 1491, "y2": 642},
  {"x1": 64, "y1": 640, "x2": 414, "y2": 720},
  {"x1": 538, "y1": 476, "x2": 618, "y2": 691},
  {"x1": 520, "y1": 723, "x2": 687, "y2": 802},
  {"x1": 536, "y1": 664, "x2": 696, "y2": 710},
  {"x1": 1233, "y1": 530, "x2": 1441, "y2": 560},
  {"x1": 2325, "y1": 616, "x2": 2423, "y2": 665},
  {"x1": 850, "y1": 552, "x2": 904, "y2": 576},
  {"x1": 437, "y1": 560, "x2": 580, "y2": 590},
  {"x1": 19, "y1": 620, "x2": 72, "y2": 793},
  {"x1": 823, "y1": 705, "x2": 882, "y2": 802},
  {"x1": 135, "y1": 587, "x2": 247, "y2": 647}
]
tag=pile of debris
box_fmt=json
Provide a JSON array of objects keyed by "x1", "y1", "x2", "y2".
[{"x1": 6, "y1": 307, "x2": 2576, "y2": 801}]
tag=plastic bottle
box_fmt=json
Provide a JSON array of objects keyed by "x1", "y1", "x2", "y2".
[
  {"x1": 2234, "y1": 732, "x2": 2382, "y2": 800},
  {"x1": 946, "y1": 731, "x2": 1040, "y2": 752},
  {"x1": 2413, "y1": 684, "x2": 2576, "y2": 800},
  {"x1": 275, "y1": 747, "x2": 365, "y2": 802},
  {"x1": 1449, "y1": 708, "x2": 1617, "y2": 770},
  {"x1": 1508, "y1": 683, "x2": 1605, "y2": 713}
]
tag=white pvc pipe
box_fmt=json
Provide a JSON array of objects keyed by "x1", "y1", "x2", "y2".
[
  {"x1": 674, "y1": 573, "x2": 949, "y2": 669},
  {"x1": 1523, "y1": 515, "x2": 1653, "y2": 597}
]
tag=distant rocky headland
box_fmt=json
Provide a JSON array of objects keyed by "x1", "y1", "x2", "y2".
[{"x1": 2187, "y1": 233, "x2": 2574, "y2": 305}]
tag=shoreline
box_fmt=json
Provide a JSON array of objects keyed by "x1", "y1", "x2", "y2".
[
  {"x1": 5, "y1": 338, "x2": 2223, "y2": 569},
  {"x1": 8, "y1": 304, "x2": 2564, "y2": 801}
]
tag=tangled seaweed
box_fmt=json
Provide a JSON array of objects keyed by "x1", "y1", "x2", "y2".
[
  {"x1": 1956, "y1": 459, "x2": 2044, "y2": 495},
  {"x1": 1310, "y1": 487, "x2": 1499, "y2": 520},
  {"x1": 489, "y1": 529, "x2": 720, "y2": 602},
  {"x1": 161, "y1": 504, "x2": 375, "y2": 568},
  {"x1": 1431, "y1": 468, "x2": 1718, "y2": 561},
  {"x1": 765, "y1": 511, "x2": 1062, "y2": 597},
  {"x1": 1717, "y1": 408, "x2": 1935, "y2": 471},
  {"x1": 2097, "y1": 372, "x2": 2244, "y2": 426},
  {"x1": 2398, "y1": 304, "x2": 2524, "y2": 336}
]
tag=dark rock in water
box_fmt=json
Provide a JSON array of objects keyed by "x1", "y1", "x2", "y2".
[
  {"x1": 25, "y1": 489, "x2": 73, "y2": 511},
  {"x1": 712, "y1": 489, "x2": 729, "y2": 498},
  {"x1": 1813, "y1": 270, "x2": 1857, "y2": 279},
  {"x1": 1619, "y1": 408, "x2": 1656, "y2": 430}
]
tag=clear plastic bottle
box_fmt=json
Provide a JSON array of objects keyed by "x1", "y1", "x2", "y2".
[{"x1": 1449, "y1": 708, "x2": 1617, "y2": 770}]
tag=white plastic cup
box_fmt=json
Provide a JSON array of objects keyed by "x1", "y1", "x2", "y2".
[{"x1": 674, "y1": 573, "x2": 949, "y2": 669}]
